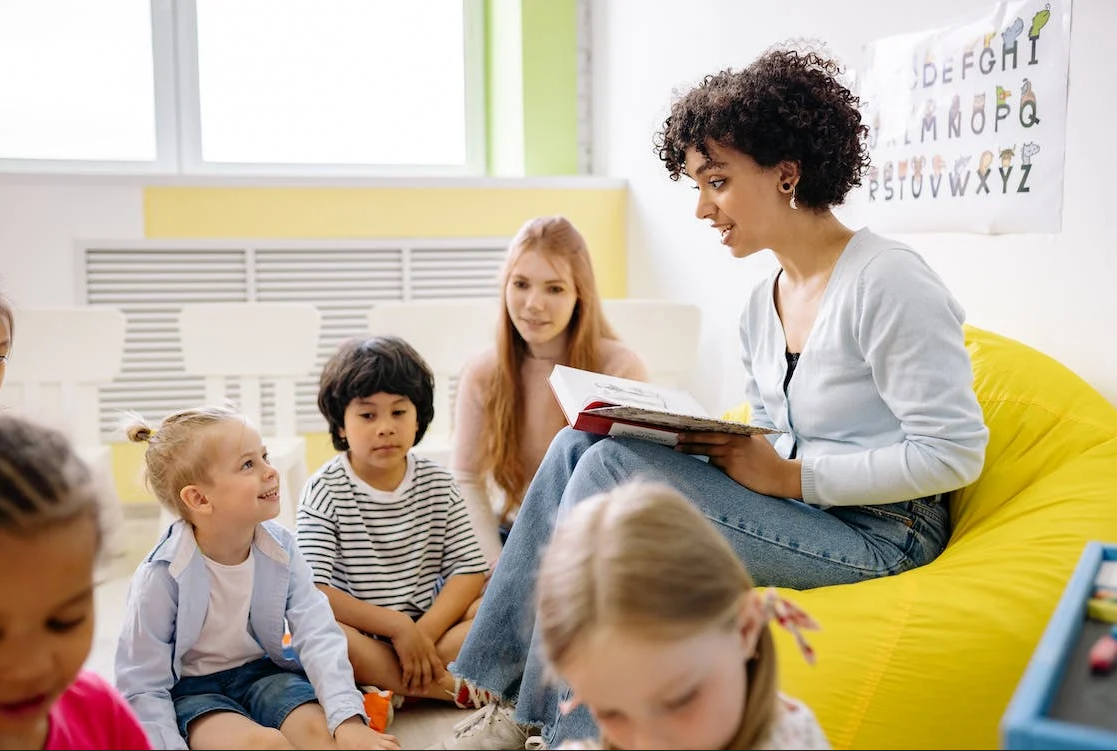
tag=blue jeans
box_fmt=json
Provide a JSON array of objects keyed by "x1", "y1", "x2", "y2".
[
  {"x1": 172, "y1": 658, "x2": 319, "y2": 740},
  {"x1": 450, "y1": 428, "x2": 949, "y2": 747}
]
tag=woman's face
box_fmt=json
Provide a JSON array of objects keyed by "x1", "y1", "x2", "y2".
[
  {"x1": 504, "y1": 249, "x2": 579, "y2": 357},
  {"x1": 0, "y1": 313, "x2": 10, "y2": 390},
  {"x1": 558, "y1": 603, "x2": 761, "y2": 750},
  {"x1": 685, "y1": 141, "x2": 789, "y2": 259}
]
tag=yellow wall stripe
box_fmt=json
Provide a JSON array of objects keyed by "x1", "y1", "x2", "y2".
[{"x1": 143, "y1": 186, "x2": 628, "y2": 297}]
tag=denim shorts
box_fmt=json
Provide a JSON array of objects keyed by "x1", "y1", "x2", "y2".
[{"x1": 171, "y1": 657, "x2": 319, "y2": 739}]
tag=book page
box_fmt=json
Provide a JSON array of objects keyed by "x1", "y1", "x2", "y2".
[
  {"x1": 548, "y1": 363, "x2": 598, "y2": 424},
  {"x1": 549, "y1": 364, "x2": 709, "y2": 419}
]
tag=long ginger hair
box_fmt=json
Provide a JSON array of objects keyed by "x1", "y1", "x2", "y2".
[{"x1": 480, "y1": 216, "x2": 617, "y2": 523}]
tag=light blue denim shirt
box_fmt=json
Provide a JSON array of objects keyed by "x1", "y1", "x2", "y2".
[{"x1": 114, "y1": 519, "x2": 366, "y2": 750}]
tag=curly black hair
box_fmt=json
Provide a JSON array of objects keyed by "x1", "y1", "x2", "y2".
[
  {"x1": 654, "y1": 44, "x2": 870, "y2": 209},
  {"x1": 317, "y1": 335, "x2": 436, "y2": 450}
]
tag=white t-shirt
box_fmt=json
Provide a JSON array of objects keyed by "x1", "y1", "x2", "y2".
[
  {"x1": 759, "y1": 694, "x2": 830, "y2": 749},
  {"x1": 179, "y1": 553, "x2": 265, "y2": 677}
]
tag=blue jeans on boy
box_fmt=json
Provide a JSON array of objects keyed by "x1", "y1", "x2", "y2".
[
  {"x1": 171, "y1": 657, "x2": 319, "y2": 740},
  {"x1": 449, "y1": 428, "x2": 949, "y2": 747}
]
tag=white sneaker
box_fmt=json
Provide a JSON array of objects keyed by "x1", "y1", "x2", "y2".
[
  {"x1": 523, "y1": 737, "x2": 548, "y2": 750},
  {"x1": 426, "y1": 704, "x2": 534, "y2": 750}
]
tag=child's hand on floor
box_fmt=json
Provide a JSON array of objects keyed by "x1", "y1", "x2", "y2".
[
  {"x1": 334, "y1": 716, "x2": 400, "y2": 750},
  {"x1": 391, "y1": 619, "x2": 444, "y2": 693}
]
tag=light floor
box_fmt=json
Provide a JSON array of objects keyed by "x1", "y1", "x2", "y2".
[{"x1": 86, "y1": 509, "x2": 471, "y2": 749}]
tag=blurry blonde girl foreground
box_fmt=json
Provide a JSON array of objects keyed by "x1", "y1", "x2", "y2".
[{"x1": 534, "y1": 482, "x2": 829, "y2": 750}]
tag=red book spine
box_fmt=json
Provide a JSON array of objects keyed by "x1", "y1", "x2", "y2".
[{"x1": 572, "y1": 413, "x2": 618, "y2": 436}]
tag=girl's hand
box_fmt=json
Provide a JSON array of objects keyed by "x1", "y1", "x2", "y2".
[
  {"x1": 334, "y1": 717, "x2": 400, "y2": 749},
  {"x1": 390, "y1": 619, "x2": 443, "y2": 693},
  {"x1": 675, "y1": 432, "x2": 802, "y2": 499}
]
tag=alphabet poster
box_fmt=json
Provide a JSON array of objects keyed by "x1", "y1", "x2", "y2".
[{"x1": 856, "y1": 0, "x2": 1071, "y2": 233}]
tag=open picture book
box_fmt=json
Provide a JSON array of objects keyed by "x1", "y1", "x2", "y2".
[{"x1": 548, "y1": 364, "x2": 780, "y2": 447}]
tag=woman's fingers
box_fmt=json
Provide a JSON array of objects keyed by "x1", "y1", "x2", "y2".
[
  {"x1": 676, "y1": 442, "x2": 732, "y2": 457},
  {"x1": 676, "y1": 431, "x2": 732, "y2": 446}
]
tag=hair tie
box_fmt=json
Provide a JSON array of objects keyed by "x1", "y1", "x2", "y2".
[{"x1": 762, "y1": 588, "x2": 820, "y2": 665}]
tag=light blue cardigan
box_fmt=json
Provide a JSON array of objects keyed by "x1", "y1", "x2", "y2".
[
  {"x1": 740, "y1": 228, "x2": 989, "y2": 507},
  {"x1": 115, "y1": 520, "x2": 366, "y2": 749}
]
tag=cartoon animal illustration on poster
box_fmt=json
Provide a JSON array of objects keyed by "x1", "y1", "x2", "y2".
[{"x1": 856, "y1": 0, "x2": 1070, "y2": 233}]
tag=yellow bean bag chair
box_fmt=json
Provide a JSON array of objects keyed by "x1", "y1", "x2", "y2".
[{"x1": 746, "y1": 326, "x2": 1117, "y2": 749}]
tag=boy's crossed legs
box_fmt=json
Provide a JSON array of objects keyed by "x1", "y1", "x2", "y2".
[{"x1": 340, "y1": 597, "x2": 485, "y2": 706}]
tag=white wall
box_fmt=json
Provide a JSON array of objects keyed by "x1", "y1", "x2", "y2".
[
  {"x1": 0, "y1": 181, "x2": 144, "y2": 308},
  {"x1": 593, "y1": 0, "x2": 1117, "y2": 413}
]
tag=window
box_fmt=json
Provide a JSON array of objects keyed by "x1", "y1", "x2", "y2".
[
  {"x1": 0, "y1": 0, "x2": 483, "y2": 175},
  {"x1": 0, "y1": 0, "x2": 162, "y2": 168},
  {"x1": 188, "y1": 0, "x2": 474, "y2": 171}
]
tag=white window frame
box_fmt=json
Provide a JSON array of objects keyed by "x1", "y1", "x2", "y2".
[
  {"x1": 0, "y1": 0, "x2": 485, "y2": 177},
  {"x1": 0, "y1": 0, "x2": 179, "y2": 175}
]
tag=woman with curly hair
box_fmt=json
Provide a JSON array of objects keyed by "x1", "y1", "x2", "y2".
[{"x1": 431, "y1": 43, "x2": 988, "y2": 750}]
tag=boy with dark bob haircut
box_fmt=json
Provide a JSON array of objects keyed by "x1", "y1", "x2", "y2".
[{"x1": 296, "y1": 335, "x2": 490, "y2": 710}]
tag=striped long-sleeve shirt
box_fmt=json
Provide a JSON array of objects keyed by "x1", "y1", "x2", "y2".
[{"x1": 296, "y1": 452, "x2": 488, "y2": 618}]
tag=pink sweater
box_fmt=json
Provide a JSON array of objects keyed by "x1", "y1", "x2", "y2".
[
  {"x1": 452, "y1": 339, "x2": 647, "y2": 565},
  {"x1": 45, "y1": 671, "x2": 150, "y2": 750}
]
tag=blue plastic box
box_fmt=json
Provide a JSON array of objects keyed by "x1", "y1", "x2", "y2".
[{"x1": 1001, "y1": 541, "x2": 1117, "y2": 749}]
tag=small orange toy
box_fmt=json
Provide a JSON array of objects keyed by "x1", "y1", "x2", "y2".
[{"x1": 362, "y1": 688, "x2": 395, "y2": 732}]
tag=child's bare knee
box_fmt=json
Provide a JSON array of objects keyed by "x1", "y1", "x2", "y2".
[
  {"x1": 243, "y1": 726, "x2": 295, "y2": 750},
  {"x1": 279, "y1": 703, "x2": 336, "y2": 748}
]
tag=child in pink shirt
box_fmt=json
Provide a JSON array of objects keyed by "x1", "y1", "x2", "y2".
[
  {"x1": 0, "y1": 413, "x2": 149, "y2": 750},
  {"x1": 44, "y1": 672, "x2": 148, "y2": 750}
]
